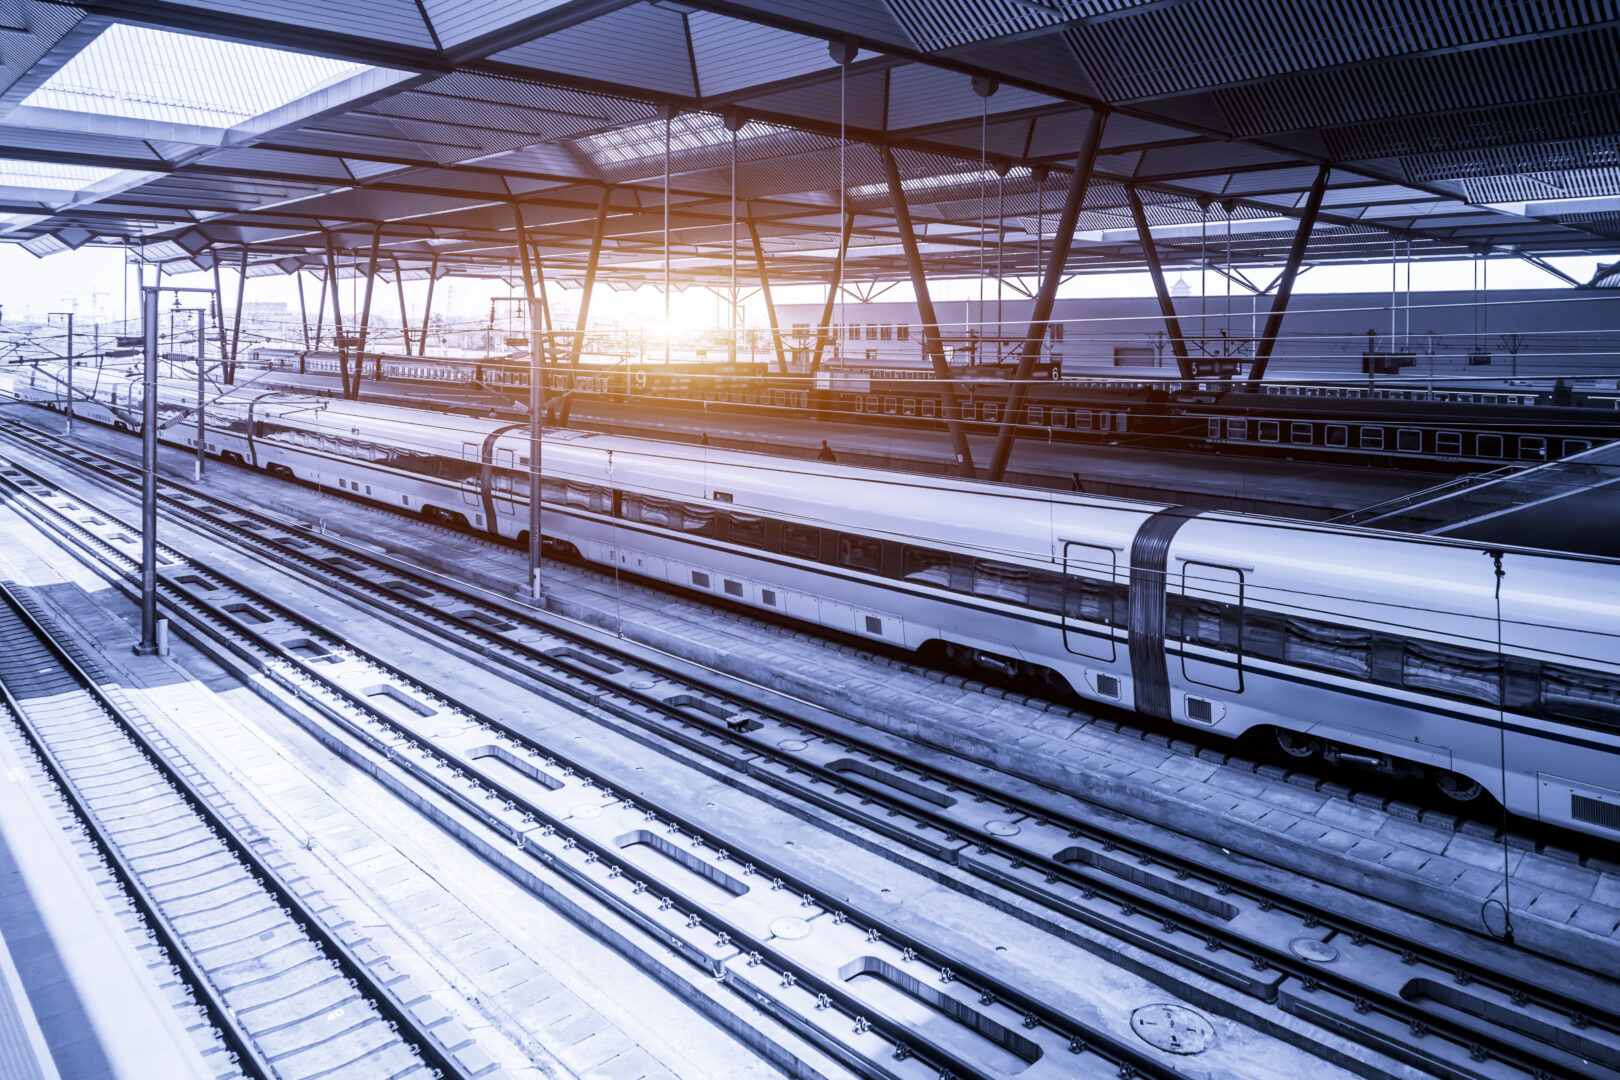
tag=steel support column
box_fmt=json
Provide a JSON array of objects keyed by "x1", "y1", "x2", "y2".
[
  {"x1": 810, "y1": 210, "x2": 854, "y2": 375},
  {"x1": 563, "y1": 188, "x2": 612, "y2": 427},
  {"x1": 984, "y1": 109, "x2": 1106, "y2": 482},
  {"x1": 1127, "y1": 185, "x2": 1193, "y2": 380},
  {"x1": 313, "y1": 265, "x2": 328, "y2": 352},
  {"x1": 747, "y1": 215, "x2": 788, "y2": 373},
  {"x1": 297, "y1": 273, "x2": 310, "y2": 350},
  {"x1": 515, "y1": 202, "x2": 545, "y2": 601},
  {"x1": 394, "y1": 258, "x2": 411, "y2": 356},
  {"x1": 227, "y1": 247, "x2": 248, "y2": 385},
  {"x1": 211, "y1": 259, "x2": 229, "y2": 376},
  {"x1": 355, "y1": 225, "x2": 383, "y2": 386},
  {"x1": 880, "y1": 145, "x2": 976, "y2": 479},
  {"x1": 1248, "y1": 163, "x2": 1330, "y2": 387},
  {"x1": 135, "y1": 285, "x2": 160, "y2": 655},
  {"x1": 325, "y1": 235, "x2": 352, "y2": 399},
  {"x1": 418, "y1": 256, "x2": 438, "y2": 358}
]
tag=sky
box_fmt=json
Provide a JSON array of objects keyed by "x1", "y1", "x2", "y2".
[{"x1": 0, "y1": 241, "x2": 1606, "y2": 336}]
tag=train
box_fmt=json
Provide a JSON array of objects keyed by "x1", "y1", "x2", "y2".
[
  {"x1": 15, "y1": 361, "x2": 1620, "y2": 842},
  {"x1": 250, "y1": 346, "x2": 1620, "y2": 472}
]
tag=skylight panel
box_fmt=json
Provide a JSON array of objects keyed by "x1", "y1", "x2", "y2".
[
  {"x1": 0, "y1": 159, "x2": 120, "y2": 191},
  {"x1": 576, "y1": 112, "x2": 782, "y2": 165},
  {"x1": 21, "y1": 24, "x2": 373, "y2": 130}
]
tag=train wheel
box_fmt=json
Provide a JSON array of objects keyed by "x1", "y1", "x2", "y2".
[
  {"x1": 1275, "y1": 730, "x2": 1322, "y2": 759},
  {"x1": 1434, "y1": 770, "x2": 1484, "y2": 803}
]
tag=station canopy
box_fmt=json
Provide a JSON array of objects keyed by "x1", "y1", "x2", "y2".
[{"x1": 2, "y1": 1, "x2": 1620, "y2": 291}]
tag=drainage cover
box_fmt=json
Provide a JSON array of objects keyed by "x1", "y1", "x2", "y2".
[
  {"x1": 777, "y1": 739, "x2": 808, "y2": 752},
  {"x1": 984, "y1": 820, "x2": 1021, "y2": 837},
  {"x1": 572, "y1": 805, "x2": 604, "y2": 819},
  {"x1": 1289, "y1": 937, "x2": 1339, "y2": 963},
  {"x1": 769, "y1": 917, "x2": 811, "y2": 940},
  {"x1": 1130, "y1": 1004, "x2": 1213, "y2": 1055}
]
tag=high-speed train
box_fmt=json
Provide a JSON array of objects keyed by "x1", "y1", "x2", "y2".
[{"x1": 17, "y1": 362, "x2": 1620, "y2": 840}]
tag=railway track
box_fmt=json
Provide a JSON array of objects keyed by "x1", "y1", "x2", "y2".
[
  {"x1": 0, "y1": 579, "x2": 460, "y2": 1080},
  {"x1": 2, "y1": 421, "x2": 1617, "y2": 1078}
]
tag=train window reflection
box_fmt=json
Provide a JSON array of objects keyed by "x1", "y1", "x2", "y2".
[
  {"x1": 973, "y1": 560, "x2": 1028, "y2": 604},
  {"x1": 1541, "y1": 665, "x2": 1620, "y2": 729},
  {"x1": 901, "y1": 548, "x2": 951, "y2": 587},
  {"x1": 730, "y1": 514, "x2": 766, "y2": 548},
  {"x1": 1284, "y1": 618, "x2": 1370, "y2": 678},
  {"x1": 782, "y1": 524, "x2": 820, "y2": 560},
  {"x1": 839, "y1": 535, "x2": 883, "y2": 572},
  {"x1": 1402, "y1": 641, "x2": 1500, "y2": 705}
]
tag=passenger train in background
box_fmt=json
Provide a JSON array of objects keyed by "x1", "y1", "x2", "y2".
[
  {"x1": 15, "y1": 361, "x2": 1620, "y2": 842},
  {"x1": 251, "y1": 346, "x2": 1620, "y2": 473}
]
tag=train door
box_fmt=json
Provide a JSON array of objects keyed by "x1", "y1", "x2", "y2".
[
  {"x1": 1178, "y1": 562, "x2": 1243, "y2": 692},
  {"x1": 1062, "y1": 542, "x2": 1117, "y2": 662},
  {"x1": 493, "y1": 447, "x2": 517, "y2": 516}
]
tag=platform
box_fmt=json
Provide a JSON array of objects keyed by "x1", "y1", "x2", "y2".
[{"x1": 1345, "y1": 441, "x2": 1620, "y2": 557}]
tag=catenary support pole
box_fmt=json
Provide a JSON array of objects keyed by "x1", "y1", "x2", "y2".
[
  {"x1": 1127, "y1": 185, "x2": 1193, "y2": 380},
  {"x1": 747, "y1": 215, "x2": 788, "y2": 374},
  {"x1": 984, "y1": 108, "x2": 1106, "y2": 482},
  {"x1": 195, "y1": 307, "x2": 206, "y2": 481},
  {"x1": 135, "y1": 285, "x2": 160, "y2": 655},
  {"x1": 881, "y1": 144, "x2": 976, "y2": 479},
  {"x1": 810, "y1": 210, "x2": 855, "y2": 375},
  {"x1": 1247, "y1": 163, "x2": 1330, "y2": 387},
  {"x1": 515, "y1": 202, "x2": 545, "y2": 601}
]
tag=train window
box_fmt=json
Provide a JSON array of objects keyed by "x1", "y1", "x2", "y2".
[
  {"x1": 1290, "y1": 422, "x2": 1313, "y2": 444},
  {"x1": 1565, "y1": 439, "x2": 1592, "y2": 456},
  {"x1": 852, "y1": 396, "x2": 864, "y2": 413},
  {"x1": 982, "y1": 404, "x2": 999, "y2": 423},
  {"x1": 730, "y1": 514, "x2": 766, "y2": 548},
  {"x1": 1477, "y1": 434, "x2": 1503, "y2": 457},
  {"x1": 903, "y1": 398, "x2": 917, "y2": 416},
  {"x1": 625, "y1": 493, "x2": 671, "y2": 527},
  {"x1": 1283, "y1": 618, "x2": 1370, "y2": 678},
  {"x1": 883, "y1": 397, "x2": 897, "y2": 414},
  {"x1": 1227, "y1": 419, "x2": 1248, "y2": 440},
  {"x1": 897, "y1": 325, "x2": 910, "y2": 341},
  {"x1": 675, "y1": 503, "x2": 719, "y2": 537},
  {"x1": 838, "y1": 534, "x2": 883, "y2": 572},
  {"x1": 1180, "y1": 601, "x2": 1225, "y2": 649},
  {"x1": 1076, "y1": 410, "x2": 1092, "y2": 431},
  {"x1": 1325, "y1": 425, "x2": 1348, "y2": 448},
  {"x1": 1051, "y1": 408, "x2": 1068, "y2": 426},
  {"x1": 880, "y1": 324, "x2": 893, "y2": 341},
  {"x1": 865, "y1": 395, "x2": 879, "y2": 411},
  {"x1": 1436, "y1": 431, "x2": 1462, "y2": 455},
  {"x1": 1029, "y1": 406, "x2": 1044, "y2": 425},
  {"x1": 1207, "y1": 418, "x2": 1221, "y2": 439},
  {"x1": 1519, "y1": 436, "x2": 1547, "y2": 459},
  {"x1": 1401, "y1": 640, "x2": 1500, "y2": 706},
  {"x1": 782, "y1": 523, "x2": 821, "y2": 560},
  {"x1": 1540, "y1": 664, "x2": 1620, "y2": 729},
  {"x1": 1258, "y1": 421, "x2": 1280, "y2": 443},
  {"x1": 1359, "y1": 427, "x2": 1384, "y2": 450},
  {"x1": 901, "y1": 547, "x2": 951, "y2": 587},
  {"x1": 972, "y1": 560, "x2": 1028, "y2": 604},
  {"x1": 1396, "y1": 429, "x2": 1422, "y2": 452},
  {"x1": 922, "y1": 400, "x2": 937, "y2": 418},
  {"x1": 775, "y1": 390, "x2": 788, "y2": 407},
  {"x1": 1065, "y1": 577, "x2": 1117, "y2": 626}
]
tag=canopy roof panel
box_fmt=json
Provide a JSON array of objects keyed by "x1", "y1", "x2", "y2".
[{"x1": 0, "y1": 0, "x2": 1617, "y2": 291}]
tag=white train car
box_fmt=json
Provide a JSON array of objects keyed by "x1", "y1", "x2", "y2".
[{"x1": 17, "y1": 363, "x2": 1620, "y2": 840}]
